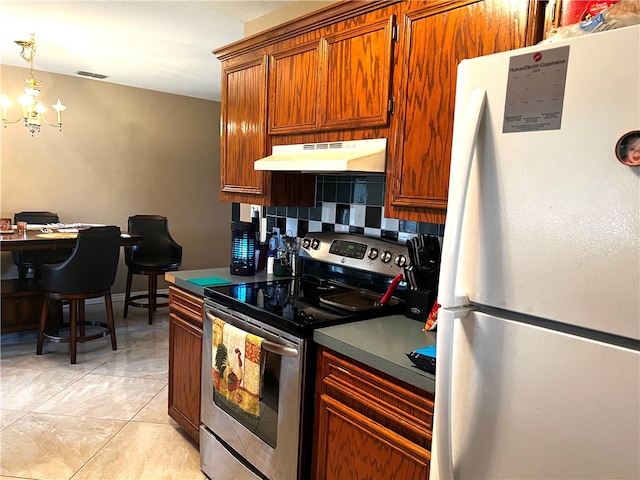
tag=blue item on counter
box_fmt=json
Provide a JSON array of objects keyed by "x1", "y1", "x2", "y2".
[
  {"x1": 406, "y1": 345, "x2": 436, "y2": 374},
  {"x1": 188, "y1": 276, "x2": 233, "y2": 286}
]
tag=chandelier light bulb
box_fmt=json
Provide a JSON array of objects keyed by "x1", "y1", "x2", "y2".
[{"x1": 52, "y1": 98, "x2": 67, "y2": 125}]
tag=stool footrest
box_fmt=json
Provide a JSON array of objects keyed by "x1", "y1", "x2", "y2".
[
  {"x1": 128, "y1": 293, "x2": 169, "y2": 309},
  {"x1": 43, "y1": 321, "x2": 111, "y2": 344}
]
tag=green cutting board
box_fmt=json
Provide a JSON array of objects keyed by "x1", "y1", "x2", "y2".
[{"x1": 187, "y1": 276, "x2": 233, "y2": 287}]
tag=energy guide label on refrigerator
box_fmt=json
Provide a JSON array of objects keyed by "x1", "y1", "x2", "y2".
[{"x1": 503, "y1": 45, "x2": 570, "y2": 133}]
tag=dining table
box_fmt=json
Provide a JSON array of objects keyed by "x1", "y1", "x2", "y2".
[
  {"x1": 0, "y1": 225, "x2": 142, "y2": 251},
  {"x1": 1, "y1": 224, "x2": 143, "y2": 334}
]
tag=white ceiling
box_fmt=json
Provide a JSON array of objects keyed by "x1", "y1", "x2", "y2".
[{"x1": 0, "y1": 1, "x2": 297, "y2": 102}]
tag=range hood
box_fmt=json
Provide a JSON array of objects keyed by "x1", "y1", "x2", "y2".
[{"x1": 254, "y1": 138, "x2": 387, "y2": 173}]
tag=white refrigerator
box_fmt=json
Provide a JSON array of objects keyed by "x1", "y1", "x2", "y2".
[{"x1": 432, "y1": 25, "x2": 640, "y2": 480}]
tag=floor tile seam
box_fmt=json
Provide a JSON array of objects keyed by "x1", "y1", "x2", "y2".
[
  {"x1": 128, "y1": 384, "x2": 171, "y2": 424},
  {"x1": 66, "y1": 417, "x2": 181, "y2": 480},
  {"x1": 0, "y1": 408, "x2": 29, "y2": 431},
  {"x1": 16, "y1": 369, "x2": 93, "y2": 413},
  {"x1": 52, "y1": 372, "x2": 169, "y2": 394},
  {"x1": 65, "y1": 417, "x2": 131, "y2": 480},
  {"x1": 26, "y1": 409, "x2": 135, "y2": 423},
  {"x1": 79, "y1": 372, "x2": 169, "y2": 383}
]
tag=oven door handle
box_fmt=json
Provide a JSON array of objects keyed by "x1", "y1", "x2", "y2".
[
  {"x1": 262, "y1": 342, "x2": 299, "y2": 358},
  {"x1": 205, "y1": 309, "x2": 299, "y2": 358}
]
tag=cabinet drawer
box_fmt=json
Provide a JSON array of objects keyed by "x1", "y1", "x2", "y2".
[
  {"x1": 318, "y1": 349, "x2": 433, "y2": 448},
  {"x1": 169, "y1": 286, "x2": 204, "y2": 326},
  {"x1": 317, "y1": 392, "x2": 430, "y2": 480}
]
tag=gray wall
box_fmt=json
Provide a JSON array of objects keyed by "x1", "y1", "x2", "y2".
[{"x1": 1, "y1": 64, "x2": 231, "y2": 293}]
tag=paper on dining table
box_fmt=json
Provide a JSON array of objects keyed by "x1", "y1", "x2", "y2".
[{"x1": 46, "y1": 223, "x2": 106, "y2": 230}]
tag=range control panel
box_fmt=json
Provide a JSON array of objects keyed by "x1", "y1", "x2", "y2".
[{"x1": 300, "y1": 232, "x2": 408, "y2": 277}]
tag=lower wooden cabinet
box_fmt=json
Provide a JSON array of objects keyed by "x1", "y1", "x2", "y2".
[
  {"x1": 313, "y1": 347, "x2": 434, "y2": 479},
  {"x1": 168, "y1": 285, "x2": 203, "y2": 443},
  {"x1": 1, "y1": 279, "x2": 61, "y2": 334}
]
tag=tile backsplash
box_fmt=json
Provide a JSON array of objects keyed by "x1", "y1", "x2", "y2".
[{"x1": 233, "y1": 175, "x2": 444, "y2": 244}]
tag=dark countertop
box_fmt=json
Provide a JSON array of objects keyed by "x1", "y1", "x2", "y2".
[
  {"x1": 166, "y1": 268, "x2": 437, "y2": 394},
  {"x1": 314, "y1": 315, "x2": 436, "y2": 394},
  {"x1": 165, "y1": 267, "x2": 277, "y2": 296}
]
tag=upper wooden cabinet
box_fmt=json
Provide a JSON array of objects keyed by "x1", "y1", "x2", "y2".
[
  {"x1": 220, "y1": 57, "x2": 267, "y2": 200},
  {"x1": 319, "y1": 15, "x2": 395, "y2": 130},
  {"x1": 219, "y1": 55, "x2": 316, "y2": 206},
  {"x1": 269, "y1": 42, "x2": 320, "y2": 134},
  {"x1": 268, "y1": 15, "x2": 395, "y2": 135},
  {"x1": 214, "y1": 0, "x2": 545, "y2": 209},
  {"x1": 385, "y1": 0, "x2": 544, "y2": 223}
]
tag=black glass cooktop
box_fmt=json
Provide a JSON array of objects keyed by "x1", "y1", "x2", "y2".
[{"x1": 204, "y1": 276, "x2": 404, "y2": 338}]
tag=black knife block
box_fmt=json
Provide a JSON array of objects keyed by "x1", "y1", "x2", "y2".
[{"x1": 404, "y1": 290, "x2": 435, "y2": 321}]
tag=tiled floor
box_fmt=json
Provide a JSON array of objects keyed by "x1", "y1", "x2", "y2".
[{"x1": 0, "y1": 300, "x2": 205, "y2": 480}]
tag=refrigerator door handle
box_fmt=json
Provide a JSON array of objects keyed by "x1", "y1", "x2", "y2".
[
  {"x1": 438, "y1": 87, "x2": 487, "y2": 309},
  {"x1": 433, "y1": 305, "x2": 475, "y2": 480},
  {"x1": 433, "y1": 85, "x2": 485, "y2": 480}
]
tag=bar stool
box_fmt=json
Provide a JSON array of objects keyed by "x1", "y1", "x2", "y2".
[
  {"x1": 37, "y1": 226, "x2": 121, "y2": 364},
  {"x1": 12, "y1": 211, "x2": 70, "y2": 279},
  {"x1": 123, "y1": 215, "x2": 182, "y2": 324}
]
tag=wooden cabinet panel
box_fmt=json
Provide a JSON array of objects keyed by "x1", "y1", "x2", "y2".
[
  {"x1": 220, "y1": 57, "x2": 267, "y2": 200},
  {"x1": 386, "y1": 0, "x2": 541, "y2": 223},
  {"x1": 318, "y1": 394, "x2": 430, "y2": 480},
  {"x1": 319, "y1": 16, "x2": 395, "y2": 130},
  {"x1": 168, "y1": 286, "x2": 203, "y2": 444},
  {"x1": 1, "y1": 279, "x2": 60, "y2": 334},
  {"x1": 313, "y1": 347, "x2": 434, "y2": 480},
  {"x1": 219, "y1": 53, "x2": 317, "y2": 206},
  {"x1": 269, "y1": 42, "x2": 320, "y2": 134}
]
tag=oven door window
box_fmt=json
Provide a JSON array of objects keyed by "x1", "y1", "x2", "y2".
[{"x1": 213, "y1": 347, "x2": 280, "y2": 448}]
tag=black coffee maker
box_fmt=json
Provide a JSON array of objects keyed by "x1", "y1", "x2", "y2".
[{"x1": 230, "y1": 221, "x2": 256, "y2": 276}]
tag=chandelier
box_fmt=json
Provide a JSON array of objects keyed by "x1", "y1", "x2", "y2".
[{"x1": 0, "y1": 34, "x2": 67, "y2": 136}]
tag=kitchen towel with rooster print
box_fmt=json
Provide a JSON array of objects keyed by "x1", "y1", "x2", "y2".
[{"x1": 212, "y1": 317, "x2": 264, "y2": 418}]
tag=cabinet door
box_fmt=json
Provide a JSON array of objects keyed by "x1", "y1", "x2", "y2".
[
  {"x1": 313, "y1": 348, "x2": 433, "y2": 480},
  {"x1": 316, "y1": 394, "x2": 430, "y2": 480},
  {"x1": 269, "y1": 42, "x2": 320, "y2": 134},
  {"x1": 319, "y1": 15, "x2": 395, "y2": 131},
  {"x1": 220, "y1": 57, "x2": 268, "y2": 200},
  {"x1": 386, "y1": 0, "x2": 535, "y2": 222},
  {"x1": 168, "y1": 286, "x2": 204, "y2": 444},
  {"x1": 169, "y1": 313, "x2": 203, "y2": 443}
]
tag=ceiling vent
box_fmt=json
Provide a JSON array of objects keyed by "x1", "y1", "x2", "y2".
[{"x1": 76, "y1": 70, "x2": 108, "y2": 80}]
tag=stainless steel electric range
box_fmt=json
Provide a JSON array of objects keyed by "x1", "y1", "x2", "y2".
[{"x1": 200, "y1": 232, "x2": 423, "y2": 480}]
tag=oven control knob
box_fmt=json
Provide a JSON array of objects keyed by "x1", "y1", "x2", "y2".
[
  {"x1": 395, "y1": 254, "x2": 407, "y2": 267},
  {"x1": 302, "y1": 238, "x2": 311, "y2": 249},
  {"x1": 380, "y1": 250, "x2": 392, "y2": 263},
  {"x1": 311, "y1": 239, "x2": 321, "y2": 250},
  {"x1": 368, "y1": 248, "x2": 379, "y2": 260}
]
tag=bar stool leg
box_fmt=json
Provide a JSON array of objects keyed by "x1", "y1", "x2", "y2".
[
  {"x1": 105, "y1": 291, "x2": 117, "y2": 350},
  {"x1": 37, "y1": 297, "x2": 50, "y2": 355},
  {"x1": 124, "y1": 270, "x2": 133, "y2": 318},
  {"x1": 79, "y1": 300, "x2": 86, "y2": 338},
  {"x1": 70, "y1": 299, "x2": 78, "y2": 365},
  {"x1": 148, "y1": 274, "x2": 155, "y2": 325}
]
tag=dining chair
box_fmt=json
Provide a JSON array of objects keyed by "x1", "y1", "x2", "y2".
[
  {"x1": 12, "y1": 211, "x2": 71, "y2": 279},
  {"x1": 37, "y1": 225, "x2": 121, "y2": 364},
  {"x1": 123, "y1": 215, "x2": 182, "y2": 324}
]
